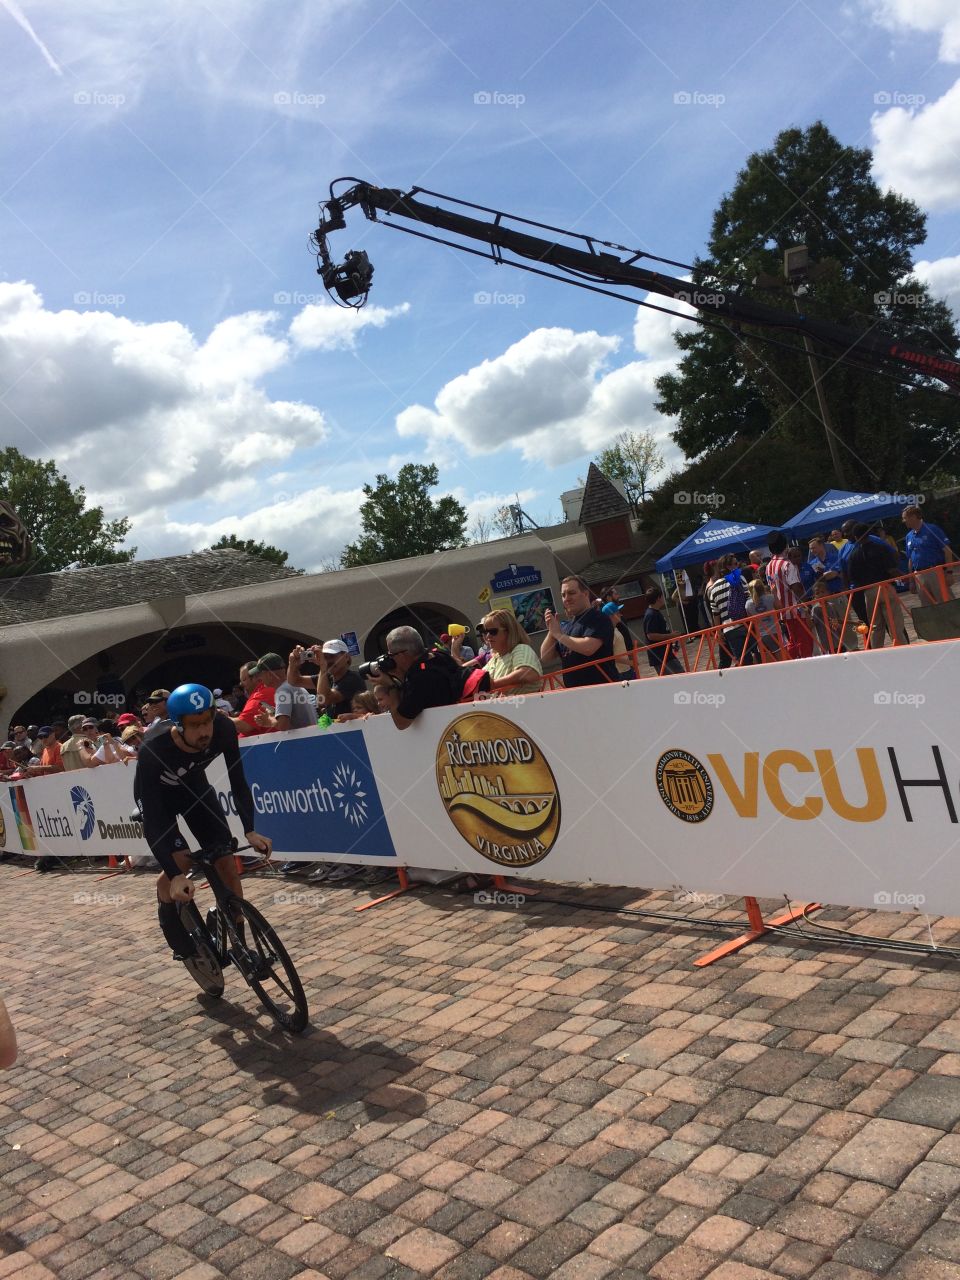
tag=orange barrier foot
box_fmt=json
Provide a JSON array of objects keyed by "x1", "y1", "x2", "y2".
[
  {"x1": 355, "y1": 868, "x2": 415, "y2": 911},
  {"x1": 694, "y1": 896, "x2": 821, "y2": 967},
  {"x1": 97, "y1": 855, "x2": 134, "y2": 882},
  {"x1": 492, "y1": 874, "x2": 538, "y2": 895}
]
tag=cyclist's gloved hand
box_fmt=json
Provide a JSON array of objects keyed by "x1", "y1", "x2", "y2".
[{"x1": 169, "y1": 873, "x2": 195, "y2": 903}]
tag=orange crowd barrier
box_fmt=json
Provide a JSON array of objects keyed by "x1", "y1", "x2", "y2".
[{"x1": 533, "y1": 564, "x2": 955, "y2": 690}]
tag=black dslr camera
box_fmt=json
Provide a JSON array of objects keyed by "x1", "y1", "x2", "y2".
[{"x1": 358, "y1": 653, "x2": 398, "y2": 679}]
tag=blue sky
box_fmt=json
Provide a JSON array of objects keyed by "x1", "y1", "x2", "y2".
[{"x1": 1, "y1": 0, "x2": 958, "y2": 570}]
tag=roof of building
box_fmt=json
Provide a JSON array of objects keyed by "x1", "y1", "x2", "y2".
[
  {"x1": 578, "y1": 463, "x2": 632, "y2": 526},
  {"x1": 580, "y1": 551, "x2": 658, "y2": 587},
  {"x1": 0, "y1": 550, "x2": 300, "y2": 627}
]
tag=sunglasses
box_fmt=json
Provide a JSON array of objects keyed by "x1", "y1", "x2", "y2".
[{"x1": 483, "y1": 627, "x2": 502, "y2": 636}]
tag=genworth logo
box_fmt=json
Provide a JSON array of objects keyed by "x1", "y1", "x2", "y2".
[{"x1": 70, "y1": 785, "x2": 96, "y2": 841}]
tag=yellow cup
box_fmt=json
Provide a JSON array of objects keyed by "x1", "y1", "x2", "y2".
[{"x1": 448, "y1": 623, "x2": 467, "y2": 637}]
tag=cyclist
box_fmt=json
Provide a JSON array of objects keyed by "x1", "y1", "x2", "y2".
[{"x1": 135, "y1": 683, "x2": 273, "y2": 971}]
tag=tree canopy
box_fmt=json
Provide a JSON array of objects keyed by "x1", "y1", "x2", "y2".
[
  {"x1": 0, "y1": 447, "x2": 134, "y2": 575},
  {"x1": 654, "y1": 122, "x2": 959, "y2": 514},
  {"x1": 593, "y1": 429, "x2": 665, "y2": 514},
  {"x1": 209, "y1": 533, "x2": 301, "y2": 572},
  {"x1": 341, "y1": 463, "x2": 468, "y2": 566}
]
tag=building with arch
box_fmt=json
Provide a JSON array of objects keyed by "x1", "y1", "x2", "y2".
[{"x1": 0, "y1": 466, "x2": 657, "y2": 726}]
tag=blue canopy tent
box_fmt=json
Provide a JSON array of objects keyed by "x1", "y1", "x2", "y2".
[
  {"x1": 655, "y1": 517, "x2": 780, "y2": 574},
  {"x1": 783, "y1": 490, "x2": 912, "y2": 543}
]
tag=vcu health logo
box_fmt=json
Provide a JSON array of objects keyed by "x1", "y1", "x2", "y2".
[
  {"x1": 436, "y1": 712, "x2": 560, "y2": 867},
  {"x1": 656, "y1": 749, "x2": 714, "y2": 823},
  {"x1": 70, "y1": 785, "x2": 97, "y2": 840}
]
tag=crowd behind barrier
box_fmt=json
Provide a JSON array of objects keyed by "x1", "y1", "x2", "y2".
[
  {"x1": 4, "y1": 514, "x2": 958, "y2": 979},
  {"x1": 4, "y1": 516, "x2": 955, "y2": 802}
]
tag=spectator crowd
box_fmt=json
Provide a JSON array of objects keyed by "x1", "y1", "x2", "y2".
[{"x1": 3, "y1": 504, "x2": 953, "y2": 879}]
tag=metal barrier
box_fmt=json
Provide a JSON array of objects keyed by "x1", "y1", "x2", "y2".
[{"x1": 536, "y1": 564, "x2": 956, "y2": 689}]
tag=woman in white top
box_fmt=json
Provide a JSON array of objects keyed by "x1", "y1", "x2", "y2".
[{"x1": 453, "y1": 608, "x2": 543, "y2": 695}]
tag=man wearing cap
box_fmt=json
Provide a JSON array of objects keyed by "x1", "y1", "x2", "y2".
[
  {"x1": 314, "y1": 639, "x2": 365, "y2": 720},
  {"x1": 212, "y1": 688, "x2": 234, "y2": 713},
  {"x1": 601, "y1": 601, "x2": 636, "y2": 678},
  {"x1": 254, "y1": 648, "x2": 318, "y2": 733},
  {"x1": 60, "y1": 714, "x2": 97, "y2": 769},
  {"x1": 26, "y1": 726, "x2": 64, "y2": 776},
  {"x1": 142, "y1": 691, "x2": 172, "y2": 743},
  {"x1": 233, "y1": 653, "x2": 285, "y2": 736}
]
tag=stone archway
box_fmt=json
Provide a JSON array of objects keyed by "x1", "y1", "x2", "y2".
[
  {"x1": 9, "y1": 621, "x2": 305, "y2": 726},
  {"x1": 363, "y1": 601, "x2": 476, "y2": 660}
]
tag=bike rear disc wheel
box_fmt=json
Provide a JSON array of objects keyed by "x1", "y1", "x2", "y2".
[
  {"x1": 179, "y1": 903, "x2": 224, "y2": 997},
  {"x1": 235, "y1": 899, "x2": 308, "y2": 1033}
]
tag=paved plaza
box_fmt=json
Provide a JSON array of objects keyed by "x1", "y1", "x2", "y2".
[{"x1": 2, "y1": 865, "x2": 960, "y2": 1279}]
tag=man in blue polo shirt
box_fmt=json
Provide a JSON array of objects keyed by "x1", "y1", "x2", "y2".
[{"x1": 902, "y1": 504, "x2": 953, "y2": 603}]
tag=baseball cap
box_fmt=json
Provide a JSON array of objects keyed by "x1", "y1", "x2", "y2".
[
  {"x1": 250, "y1": 652, "x2": 285, "y2": 674},
  {"x1": 120, "y1": 725, "x2": 142, "y2": 742},
  {"x1": 38, "y1": 725, "x2": 53, "y2": 736},
  {"x1": 81, "y1": 717, "x2": 98, "y2": 730},
  {"x1": 1, "y1": 741, "x2": 14, "y2": 750},
  {"x1": 321, "y1": 639, "x2": 349, "y2": 656},
  {"x1": 116, "y1": 713, "x2": 139, "y2": 726},
  {"x1": 146, "y1": 689, "x2": 170, "y2": 703},
  {"x1": 601, "y1": 601, "x2": 621, "y2": 616}
]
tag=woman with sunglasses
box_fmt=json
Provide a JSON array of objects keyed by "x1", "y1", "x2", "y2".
[{"x1": 454, "y1": 609, "x2": 542, "y2": 696}]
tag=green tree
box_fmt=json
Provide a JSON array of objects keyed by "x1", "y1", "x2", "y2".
[
  {"x1": 0, "y1": 447, "x2": 134, "y2": 575},
  {"x1": 594, "y1": 429, "x2": 665, "y2": 514},
  {"x1": 209, "y1": 533, "x2": 301, "y2": 572},
  {"x1": 655, "y1": 122, "x2": 959, "y2": 505},
  {"x1": 341, "y1": 463, "x2": 467, "y2": 566}
]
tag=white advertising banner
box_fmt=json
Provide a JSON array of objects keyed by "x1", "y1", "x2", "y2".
[{"x1": 3, "y1": 643, "x2": 959, "y2": 916}]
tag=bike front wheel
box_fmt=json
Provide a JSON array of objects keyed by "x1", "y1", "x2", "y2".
[{"x1": 234, "y1": 899, "x2": 308, "y2": 1033}]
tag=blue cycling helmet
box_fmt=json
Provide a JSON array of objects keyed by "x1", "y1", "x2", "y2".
[{"x1": 166, "y1": 683, "x2": 215, "y2": 725}]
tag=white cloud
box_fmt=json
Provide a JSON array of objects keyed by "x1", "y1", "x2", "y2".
[
  {"x1": 869, "y1": 1, "x2": 960, "y2": 210},
  {"x1": 870, "y1": 0, "x2": 960, "y2": 61},
  {"x1": 913, "y1": 253, "x2": 960, "y2": 319},
  {"x1": 396, "y1": 320, "x2": 685, "y2": 470},
  {"x1": 0, "y1": 282, "x2": 410, "y2": 538},
  {"x1": 289, "y1": 300, "x2": 410, "y2": 351},
  {"x1": 633, "y1": 295, "x2": 697, "y2": 359},
  {"x1": 871, "y1": 81, "x2": 960, "y2": 210},
  {"x1": 158, "y1": 483, "x2": 366, "y2": 571}
]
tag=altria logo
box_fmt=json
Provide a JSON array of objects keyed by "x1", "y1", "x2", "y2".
[
  {"x1": 35, "y1": 806, "x2": 75, "y2": 839},
  {"x1": 690, "y1": 746, "x2": 960, "y2": 823}
]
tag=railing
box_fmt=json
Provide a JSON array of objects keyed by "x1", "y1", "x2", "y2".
[{"x1": 536, "y1": 564, "x2": 956, "y2": 689}]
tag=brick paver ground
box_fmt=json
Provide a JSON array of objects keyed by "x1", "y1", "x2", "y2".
[{"x1": 3, "y1": 863, "x2": 960, "y2": 1279}]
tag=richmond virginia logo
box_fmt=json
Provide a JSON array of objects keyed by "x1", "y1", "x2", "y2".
[
  {"x1": 656, "y1": 749, "x2": 714, "y2": 823},
  {"x1": 436, "y1": 713, "x2": 560, "y2": 867},
  {"x1": 70, "y1": 785, "x2": 97, "y2": 841}
]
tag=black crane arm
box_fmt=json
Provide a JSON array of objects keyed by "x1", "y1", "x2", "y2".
[{"x1": 310, "y1": 180, "x2": 960, "y2": 394}]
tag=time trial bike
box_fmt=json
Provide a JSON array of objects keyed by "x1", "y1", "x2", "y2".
[{"x1": 176, "y1": 841, "x2": 308, "y2": 1034}]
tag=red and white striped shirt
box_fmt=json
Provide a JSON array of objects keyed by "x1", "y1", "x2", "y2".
[{"x1": 766, "y1": 554, "x2": 801, "y2": 619}]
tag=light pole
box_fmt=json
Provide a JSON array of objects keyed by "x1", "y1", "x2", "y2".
[{"x1": 784, "y1": 246, "x2": 847, "y2": 488}]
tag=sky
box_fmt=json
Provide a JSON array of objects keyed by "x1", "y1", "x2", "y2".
[{"x1": 0, "y1": 0, "x2": 959, "y2": 572}]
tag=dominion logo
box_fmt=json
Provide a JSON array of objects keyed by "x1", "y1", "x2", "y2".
[{"x1": 436, "y1": 712, "x2": 560, "y2": 867}]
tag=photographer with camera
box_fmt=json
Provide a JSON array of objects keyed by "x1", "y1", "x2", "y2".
[
  {"x1": 313, "y1": 639, "x2": 365, "y2": 720},
  {"x1": 363, "y1": 626, "x2": 460, "y2": 730}
]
